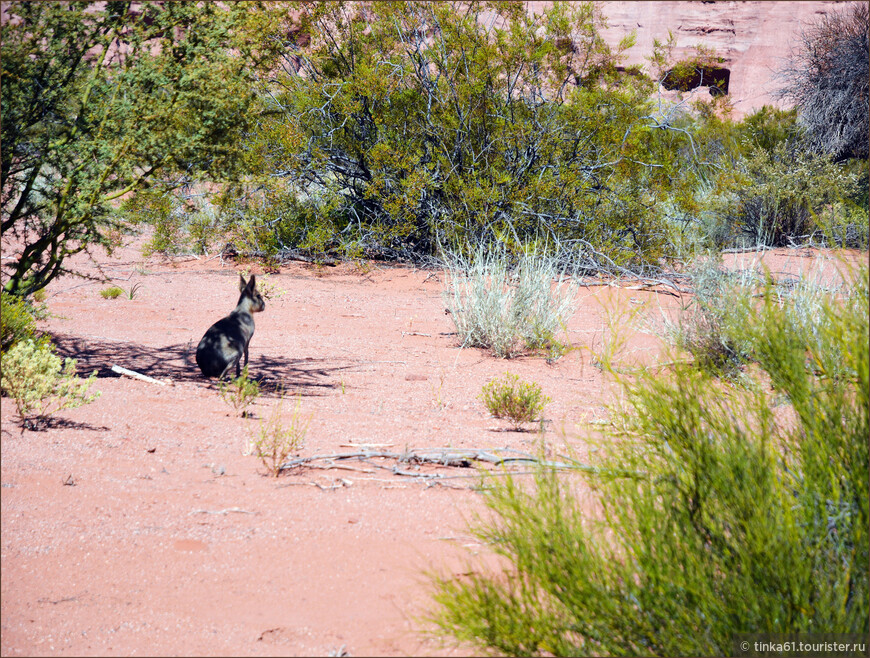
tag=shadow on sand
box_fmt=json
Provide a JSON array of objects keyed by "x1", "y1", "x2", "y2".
[{"x1": 50, "y1": 333, "x2": 349, "y2": 397}]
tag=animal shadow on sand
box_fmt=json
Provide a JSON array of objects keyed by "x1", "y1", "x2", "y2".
[
  {"x1": 50, "y1": 333, "x2": 346, "y2": 397},
  {"x1": 18, "y1": 416, "x2": 111, "y2": 433}
]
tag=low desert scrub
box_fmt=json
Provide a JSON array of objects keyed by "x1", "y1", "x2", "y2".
[
  {"x1": 1, "y1": 291, "x2": 46, "y2": 355},
  {"x1": 1, "y1": 339, "x2": 100, "y2": 427},
  {"x1": 669, "y1": 254, "x2": 854, "y2": 378},
  {"x1": 442, "y1": 245, "x2": 577, "y2": 358},
  {"x1": 480, "y1": 374, "x2": 549, "y2": 430},
  {"x1": 239, "y1": 269, "x2": 286, "y2": 301},
  {"x1": 99, "y1": 284, "x2": 142, "y2": 300},
  {"x1": 250, "y1": 395, "x2": 309, "y2": 477},
  {"x1": 430, "y1": 264, "x2": 869, "y2": 655},
  {"x1": 100, "y1": 286, "x2": 124, "y2": 299},
  {"x1": 218, "y1": 366, "x2": 261, "y2": 417},
  {"x1": 664, "y1": 256, "x2": 759, "y2": 376}
]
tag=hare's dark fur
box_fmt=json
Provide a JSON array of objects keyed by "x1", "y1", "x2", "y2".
[{"x1": 196, "y1": 274, "x2": 265, "y2": 379}]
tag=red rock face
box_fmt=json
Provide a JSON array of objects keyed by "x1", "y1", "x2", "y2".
[{"x1": 527, "y1": 0, "x2": 849, "y2": 119}]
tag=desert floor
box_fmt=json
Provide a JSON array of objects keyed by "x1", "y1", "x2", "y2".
[{"x1": 2, "y1": 234, "x2": 864, "y2": 656}]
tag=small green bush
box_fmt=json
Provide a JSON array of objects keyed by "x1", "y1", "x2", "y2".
[
  {"x1": 250, "y1": 395, "x2": 309, "y2": 477},
  {"x1": 443, "y1": 246, "x2": 577, "y2": 359},
  {"x1": 430, "y1": 264, "x2": 869, "y2": 655},
  {"x1": 100, "y1": 286, "x2": 124, "y2": 299},
  {"x1": 218, "y1": 366, "x2": 261, "y2": 417},
  {"x1": 1, "y1": 339, "x2": 100, "y2": 425},
  {"x1": 1, "y1": 291, "x2": 45, "y2": 354},
  {"x1": 480, "y1": 374, "x2": 550, "y2": 430}
]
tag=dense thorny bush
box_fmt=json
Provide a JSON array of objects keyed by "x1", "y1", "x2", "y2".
[
  {"x1": 668, "y1": 105, "x2": 868, "y2": 251},
  {"x1": 221, "y1": 1, "x2": 707, "y2": 270},
  {"x1": 720, "y1": 143, "x2": 864, "y2": 248},
  {"x1": 114, "y1": 3, "x2": 866, "y2": 266},
  {"x1": 777, "y1": 2, "x2": 869, "y2": 161},
  {"x1": 430, "y1": 262, "x2": 869, "y2": 656}
]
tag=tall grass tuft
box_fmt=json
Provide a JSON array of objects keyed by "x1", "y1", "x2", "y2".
[
  {"x1": 442, "y1": 245, "x2": 577, "y2": 358},
  {"x1": 429, "y1": 263, "x2": 869, "y2": 656},
  {"x1": 250, "y1": 394, "x2": 309, "y2": 477}
]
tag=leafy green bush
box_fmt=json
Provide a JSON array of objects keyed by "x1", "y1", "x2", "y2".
[
  {"x1": 1, "y1": 339, "x2": 100, "y2": 425},
  {"x1": 250, "y1": 395, "x2": 309, "y2": 477},
  {"x1": 429, "y1": 264, "x2": 869, "y2": 655},
  {"x1": 443, "y1": 246, "x2": 577, "y2": 358},
  {"x1": 1, "y1": 290, "x2": 45, "y2": 355},
  {"x1": 480, "y1": 374, "x2": 549, "y2": 430},
  {"x1": 1, "y1": 2, "x2": 288, "y2": 295},
  {"x1": 656, "y1": 105, "x2": 868, "y2": 252},
  {"x1": 227, "y1": 1, "x2": 699, "y2": 270},
  {"x1": 218, "y1": 366, "x2": 261, "y2": 417}
]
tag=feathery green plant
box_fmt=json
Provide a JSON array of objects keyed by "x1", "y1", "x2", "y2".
[{"x1": 429, "y1": 263, "x2": 869, "y2": 655}]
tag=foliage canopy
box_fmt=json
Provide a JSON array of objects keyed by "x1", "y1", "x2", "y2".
[
  {"x1": 234, "y1": 0, "x2": 702, "y2": 269},
  {"x1": 1, "y1": 1, "x2": 286, "y2": 295}
]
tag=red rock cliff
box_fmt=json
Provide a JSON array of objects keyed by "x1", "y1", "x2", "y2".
[{"x1": 526, "y1": 1, "x2": 850, "y2": 118}]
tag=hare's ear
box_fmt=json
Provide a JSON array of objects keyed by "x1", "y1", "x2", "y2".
[
  {"x1": 247, "y1": 274, "x2": 257, "y2": 291},
  {"x1": 239, "y1": 273, "x2": 248, "y2": 292}
]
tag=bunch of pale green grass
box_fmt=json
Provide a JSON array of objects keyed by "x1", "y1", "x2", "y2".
[{"x1": 442, "y1": 244, "x2": 577, "y2": 358}]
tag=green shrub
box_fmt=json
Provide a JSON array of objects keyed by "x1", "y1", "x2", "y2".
[
  {"x1": 231, "y1": 1, "x2": 689, "y2": 270},
  {"x1": 480, "y1": 374, "x2": 550, "y2": 430},
  {"x1": 443, "y1": 246, "x2": 577, "y2": 359},
  {"x1": 673, "y1": 254, "x2": 861, "y2": 379},
  {"x1": 669, "y1": 256, "x2": 758, "y2": 377},
  {"x1": 100, "y1": 286, "x2": 124, "y2": 299},
  {"x1": 1, "y1": 339, "x2": 100, "y2": 425},
  {"x1": 218, "y1": 366, "x2": 261, "y2": 417},
  {"x1": 712, "y1": 142, "x2": 862, "y2": 247},
  {"x1": 429, "y1": 264, "x2": 869, "y2": 655},
  {"x1": 1, "y1": 291, "x2": 45, "y2": 354},
  {"x1": 250, "y1": 395, "x2": 309, "y2": 477}
]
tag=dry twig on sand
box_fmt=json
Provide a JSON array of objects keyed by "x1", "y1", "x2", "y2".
[
  {"x1": 110, "y1": 364, "x2": 167, "y2": 386},
  {"x1": 277, "y1": 447, "x2": 618, "y2": 483}
]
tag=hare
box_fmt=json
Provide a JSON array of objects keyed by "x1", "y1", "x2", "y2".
[{"x1": 196, "y1": 274, "x2": 266, "y2": 379}]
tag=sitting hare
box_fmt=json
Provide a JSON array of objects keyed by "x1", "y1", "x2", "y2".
[{"x1": 196, "y1": 274, "x2": 265, "y2": 379}]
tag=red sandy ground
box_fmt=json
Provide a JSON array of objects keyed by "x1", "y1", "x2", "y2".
[{"x1": 2, "y1": 235, "x2": 865, "y2": 656}]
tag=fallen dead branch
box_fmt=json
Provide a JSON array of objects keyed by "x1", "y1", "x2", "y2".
[
  {"x1": 111, "y1": 364, "x2": 167, "y2": 386},
  {"x1": 277, "y1": 447, "x2": 631, "y2": 480},
  {"x1": 190, "y1": 507, "x2": 256, "y2": 515}
]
